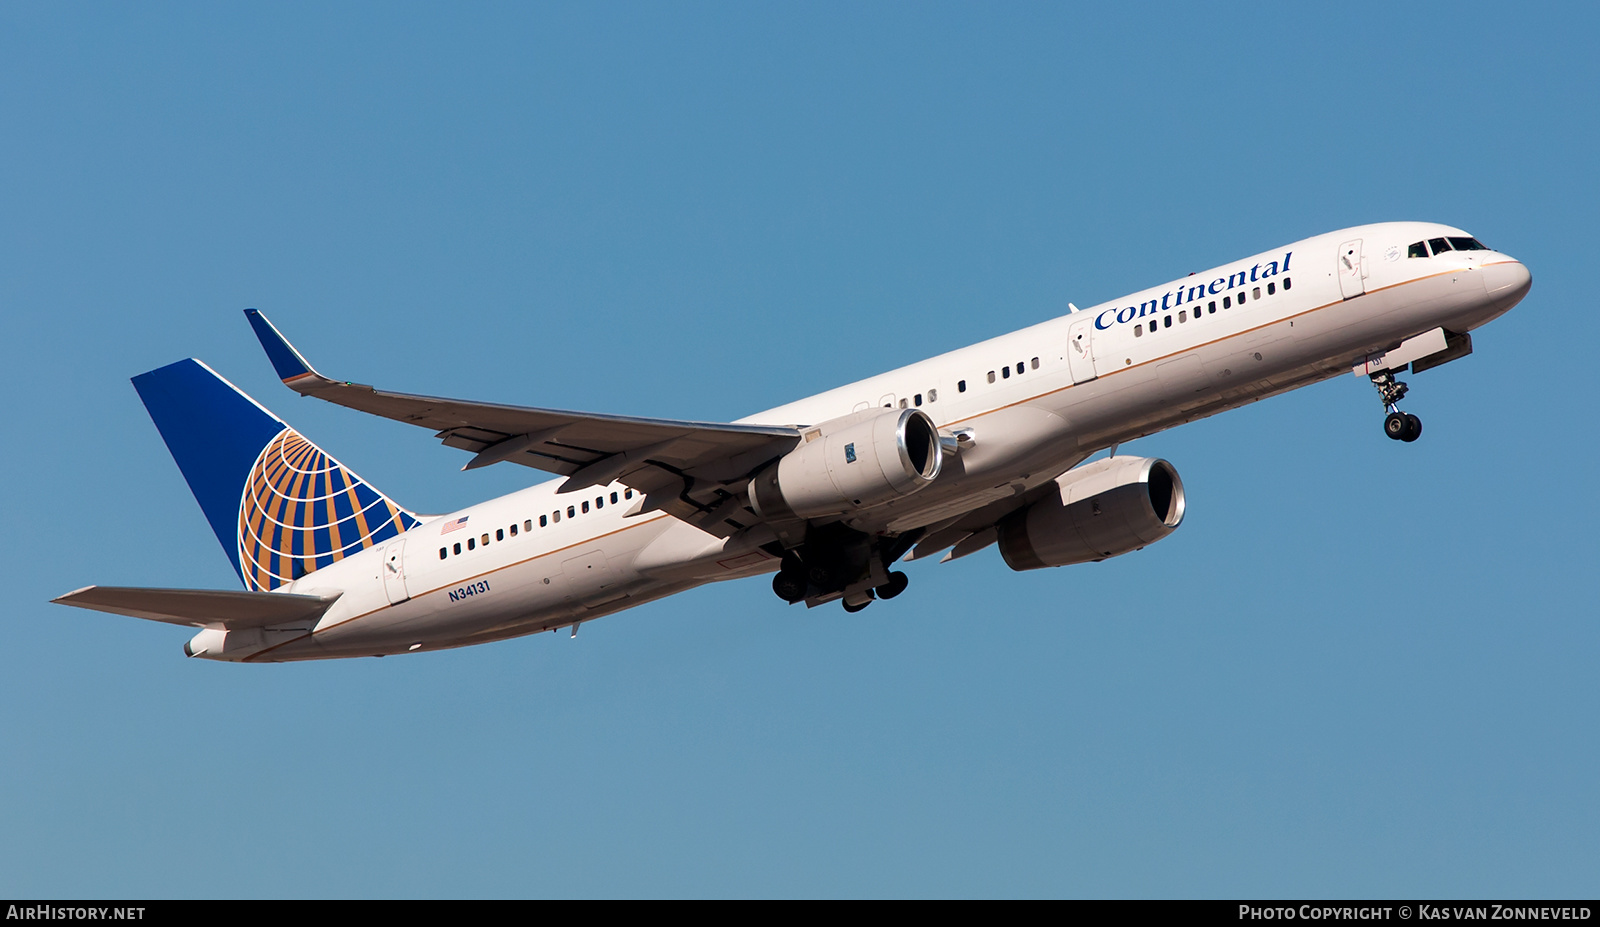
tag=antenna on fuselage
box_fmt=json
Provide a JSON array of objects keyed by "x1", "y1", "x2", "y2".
[{"x1": 1068, "y1": 303, "x2": 1081, "y2": 313}]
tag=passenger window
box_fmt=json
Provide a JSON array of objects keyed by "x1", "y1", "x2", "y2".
[
  {"x1": 1016, "y1": 362, "x2": 1024, "y2": 375},
  {"x1": 453, "y1": 542, "x2": 461, "y2": 555},
  {"x1": 481, "y1": 533, "x2": 490, "y2": 545},
  {"x1": 1208, "y1": 301, "x2": 1216, "y2": 314},
  {"x1": 1408, "y1": 241, "x2": 1428, "y2": 258},
  {"x1": 439, "y1": 547, "x2": 448, "y2": 560},
  {"x1": 1002, "y1": 367, "x2": 1010, "y2": 379},
  {"x1": 524, "y1": 519, "x2": 533, "y2": 532},
  {"x1": 540, "y1": 515, "x2": 548, "y2": 527},
  {"x1": 624, "y1": 489, "x2": 633, "y2": 499},
  {"x1": 553, "y1": 510, "x2": 561, "y2": 523},
  {"x1": 958, "y1": 380, "x2": 967, "y2": 393},
  {"x1": 987, "y1": 371, "x2": 995, "y2": 384},
  {"x1": 509, "y1": 524, "x2": 517, "y2": 537},
  {"x1": 610, "y1": 492, "x2": 619, "y2": 504},
  {"x1": 1252, "y1": 287, "x2": 1260, "y2": 299},
  {"x1": 1283, "y1": 277, "x2": 1292, "y2": 290},
  {"x1": 1223, "y1": 296, "x2": 1231, "y2": 308},
  {"x1": 1030, "y1": 357, "x2": 1039, "y2": 370},
  {"x1": 1135, "y1": 324, "x2": 1143, "y2": 337},
  {"x1": 581, "y1": 501, "x2": 589, "y2": 514},
  {"x1": 596, "y1": 496, "x2": 603, "y2": 509},
  {"x1": 467, "y1": 538, "x2": 475, "y2": 551},
  {"x1": 928, "y1": 388, "x2": 938, "y2": 402},
  {"x1": 1267, "y1": 282, "x2": 1275, "y2": 295},
  {"x1": 914, "y1": 393, "x2": 922, "y2": 406},
  {"x1": 496, "y1": 528, "x2": 504, "y2": 541},
  {"x1": 898, "y1": 398, "x2": 908, "y2": 408},
  {"x1": 567, "y1": 506, "x2": 575, "y2": 518},
  {"x1": 1428, "y1": 237, "x2": 1451, "y2": 254},
  {"x1": 1164, "y1": 315, "x2": 1173, "y2": 329},
  {"x1": 1239, "y1": 290, "x2": 1247, "y2": 304},
  {"x1": 1179, "y1": 310, "x2": 1187, "y2": 322}
]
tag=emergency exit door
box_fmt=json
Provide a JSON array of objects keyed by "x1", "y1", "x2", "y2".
[{"x1": 1338, "y1": 239, "x2": 1365, "y2": 299}]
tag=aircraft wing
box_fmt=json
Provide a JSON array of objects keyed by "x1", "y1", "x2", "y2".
[
  {"x1": 245, "y1": 309, "x2": 802, "y2": 536},
  {"x1": 53, "y1": 586, "x2": 342, "y2": 629}
]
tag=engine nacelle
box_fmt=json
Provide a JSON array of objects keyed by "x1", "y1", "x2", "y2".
[
  {"x1": 749, "y1": 407, "x2": 943, "y2": 520},
  {"x1": 997, "y1": 456, "x2": 1185, "y2": 570}
]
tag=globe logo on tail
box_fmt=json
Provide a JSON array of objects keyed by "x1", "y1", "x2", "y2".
[{"x1": 237, "y1": 427, "x2": 419, "y2": 591}]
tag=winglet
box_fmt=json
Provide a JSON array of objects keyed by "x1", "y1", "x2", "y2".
[{"x1": 244, "y1": 308, "x2": 320, "y2": 384}]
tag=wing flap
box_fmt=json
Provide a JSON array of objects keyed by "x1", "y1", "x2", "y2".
[{"x1": 53, "y1": 586, "x2": 342, "y2": 630}]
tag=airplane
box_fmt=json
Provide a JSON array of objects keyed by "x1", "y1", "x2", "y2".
[{"x1": 52, "y1": 222, "x2": 1531, "y2": 662}]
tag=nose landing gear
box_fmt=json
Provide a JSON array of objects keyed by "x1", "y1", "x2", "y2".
[
  {"x1": 1382, "y1": 413, "x2": 1420, "y2": 445},
  {"x1": 1370, "y1": 370, "x2": 1422, "y2": 443},
  {"x1": 1384, "y1": 411, "x2": 1422, "y2": 442}
]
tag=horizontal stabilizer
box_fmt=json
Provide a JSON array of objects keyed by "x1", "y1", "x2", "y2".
[{"x1": 53, "y1": 585, "x2": 342, "y2": 629}]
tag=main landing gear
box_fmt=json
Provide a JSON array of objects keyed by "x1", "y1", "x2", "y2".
[
  {"x1": 836, "y1": 571, "x2": 910, "y2": 613},
  {"x1": 771, "y1": 562, "x2": 912, "y2": 611},
  {"x1": 771, "y1": 563, "x2": 807, "y2": 604},
  {"x1": 1370, "y1": 370, "x2": 1422, "y2": 443},
  {"x1": 769, "y1": 531, "x2": 914, "y2": 612}
]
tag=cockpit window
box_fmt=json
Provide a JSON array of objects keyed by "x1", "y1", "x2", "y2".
[
  {"x1": 1448, "y1": 236, "x2": 1488, "y2": 251},
  {"x1": 1428, "y1": 237, "x2": 1452, "y2": 255},
  {"x1": 1408, "y1": 241, "x2": 1428, "y2": 258}
]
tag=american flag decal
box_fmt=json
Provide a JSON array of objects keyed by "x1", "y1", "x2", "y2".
[{"x1": 441, "y1": 516, "x2": 470, "y2": 534}]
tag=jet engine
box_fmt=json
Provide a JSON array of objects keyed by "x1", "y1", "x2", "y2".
[
  {"x1": 997, "y1": 456, "x2": 1184, "y2": 570},
  {"x1": 749, "y1": 407, "x2": 943, "y2": 520}
]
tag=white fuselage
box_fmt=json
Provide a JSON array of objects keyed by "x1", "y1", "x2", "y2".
[{"x1": 204, "y1": 221, "x2": 1529, "y2": 661}]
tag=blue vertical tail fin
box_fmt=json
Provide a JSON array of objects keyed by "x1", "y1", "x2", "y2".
[{"x1": 132, "y1": 359, "x2": 420, "y2": 591}]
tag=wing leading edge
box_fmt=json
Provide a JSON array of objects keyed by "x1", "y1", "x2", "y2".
[{"x1": 243, "y1": 309, "x2": 802, "y2": 535}]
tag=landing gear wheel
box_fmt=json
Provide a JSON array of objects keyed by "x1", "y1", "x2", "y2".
[
  {"x1": 875, "y1": 571, "x2": 909, "y2": 600},
  {"x1": 1384, "y1": 412, "x2": 1409, "y2": 441},
  {"x1": 772, "y1": 569, "x2": 807, "y2": 604},
  {"x1": 1401, "y1": 413, "x2": 1422, "y2": 443},
  {"x1": 842, "y1": 590, "x2": 875, "y2": 613}
]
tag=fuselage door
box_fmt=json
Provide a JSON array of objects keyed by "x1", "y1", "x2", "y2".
[
  {"x1": 381, "y1": 537, "x2": 410, "y2": 605},
  {"x1": 1338, "y1": 239, "x2": 1365, "y2": 299},
  {"x1": 1066, "y1": 315, "x2": 1098, "y2": 384}
]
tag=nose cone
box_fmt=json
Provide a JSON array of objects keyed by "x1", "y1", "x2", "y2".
[{"x1": 1483, "y1": 258, "x2": 1532, "y2": 305}]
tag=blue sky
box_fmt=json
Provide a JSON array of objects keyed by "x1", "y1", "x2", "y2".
[{"x1": 2, "y1": 2, "x2": 1594, "y2": 898}]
